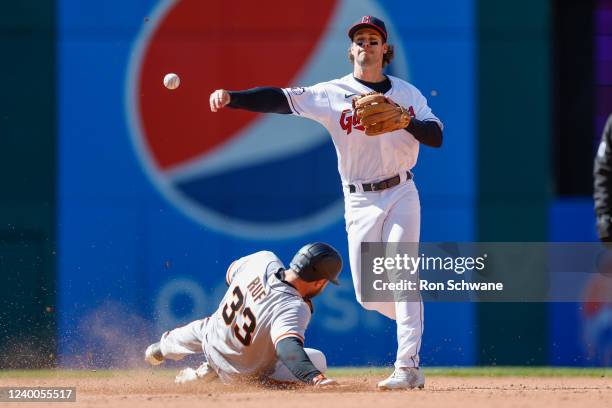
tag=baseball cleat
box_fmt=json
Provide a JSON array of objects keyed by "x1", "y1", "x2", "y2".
[
  {"x1": 377, "y1": 367, "x2": 425, "y2": 390},
  {"x1": 175, "y1": 362, "x2": 218, "y2": 384},
  {"x1": 144, "y1": 342, "x2": 164, "y2": 366}
]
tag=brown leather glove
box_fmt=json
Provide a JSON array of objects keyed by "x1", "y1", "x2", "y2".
[{"x1": 352, "y1": 92, "x2": 411, "y2": 136}]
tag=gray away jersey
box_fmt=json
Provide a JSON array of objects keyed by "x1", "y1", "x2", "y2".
[{"x1": 203, "y1": 251, "x2": 312, "y2": 380}]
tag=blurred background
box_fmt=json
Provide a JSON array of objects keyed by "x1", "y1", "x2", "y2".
[{"x1": 0, "y1": 0, "x2": 610, "y2": 369}]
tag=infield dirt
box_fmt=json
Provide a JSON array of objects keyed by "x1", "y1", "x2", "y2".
[{"x1": 0, "y1": 370, "x2": 611, "y2": 408}]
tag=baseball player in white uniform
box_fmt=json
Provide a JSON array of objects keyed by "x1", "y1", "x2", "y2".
[
  {"x1": 209, "y1": 16, "x2": 443, "y2": 389},
  {"x1": 145, "y1": 243, "x2": 341, "y2": 386}
]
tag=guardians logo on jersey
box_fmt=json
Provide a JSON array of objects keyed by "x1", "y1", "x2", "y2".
[
  {"x1": 340, "y1": 105, "x2": 415, "y2": 135},
  {"x1": 339, "y1": 109, "x2": 365, "y2": 135}
]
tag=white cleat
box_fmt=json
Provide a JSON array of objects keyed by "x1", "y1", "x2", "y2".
[
  {"x1": 175, "y1": 362, "x2": 218, "y2": 384},
  {"x1": 174, "y1": 368, "x2": 197, "y2": 384},
  {"x1": 377, "y1": 367, "x2": 425, "y2": 390},
  {"x1": 144, "y1": 342, "x2": 164, "y2": 366}
]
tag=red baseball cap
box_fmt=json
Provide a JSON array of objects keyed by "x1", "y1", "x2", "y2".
[{"x1": 348, "y1": 16, "x2": 388, "y2": 42}]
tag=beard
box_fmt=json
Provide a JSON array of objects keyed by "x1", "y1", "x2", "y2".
[{"x1": 304, "y1": 284, "x2": 326, "y2": 300}]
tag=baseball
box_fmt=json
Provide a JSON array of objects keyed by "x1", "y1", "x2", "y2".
[{"x1": 163, "y1": 73, "x2": 180, "y2": 90}]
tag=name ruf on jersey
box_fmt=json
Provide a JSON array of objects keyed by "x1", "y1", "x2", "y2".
[
  {"x1": 247, "y1": 276, "x2": 266, "y2": 303},
  {"x1": 339, "y1": 105, "x2": 416, "y2": 135}
]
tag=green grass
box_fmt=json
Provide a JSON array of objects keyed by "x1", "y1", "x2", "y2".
[
  {"x1": 328, "y1": 367, "x2": 611, "y2": 377},
  {"x1": 0, "y1": 367, "x2": 609, "y2": 379}
]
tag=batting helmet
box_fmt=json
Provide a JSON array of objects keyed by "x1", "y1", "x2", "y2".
[{"x1": 290, "y1": 242, "x2": 342, "y2": 285}]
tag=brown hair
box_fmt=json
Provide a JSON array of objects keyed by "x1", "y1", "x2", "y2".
[{"x1": 348, "y1": 44, "x2": 395, "y2": 67}]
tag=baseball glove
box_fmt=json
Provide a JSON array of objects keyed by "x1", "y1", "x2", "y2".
[{"x1": 352, "y1": 92, "x2": 411, "y2": 136}]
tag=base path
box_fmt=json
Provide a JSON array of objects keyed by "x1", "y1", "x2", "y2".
[{"x1": 0, "y1": 371, "x2": 610, "y2": 408}]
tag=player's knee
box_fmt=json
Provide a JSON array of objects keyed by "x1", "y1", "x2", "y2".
[
  {"x1": 358, "y1": 300, "x2": 380, "y2": 311},
  {"x1": 355, "y1": 293, "x2": 380, "y2": 311},
  {"x1": 304, "y1": 348, "x2": 327, "y2": 373},
  {"x1": 358, "y1": 301, "x2": 396, "y2": 319}
]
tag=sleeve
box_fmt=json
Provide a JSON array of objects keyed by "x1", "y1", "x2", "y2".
[
  {"x1": 225, "y1": 255, "x2": 251, "y2": 286},
  {"x1": 412, "y1": 87, "x2": 444, "y2": 130},
  {"x1": 227, "y1": 87, "x2": 291, "y2": 114},
  {"x1": 281, "y1": 84, "x2": 331, "y2": 126},
  {"x1": 270, "y1": 301, "x2": 311, "y2": 347},
  {"x1": 275, "y1": 337, "x2": 321, "y2": 383},
  {"x1": 593, "y1": 114, "x2": 612, "y2": 241},
  {"x1": 406, "y1": 119, "x2": 443, "y2": 148},
  {"x1": 594, "y1": 114, "x2": 612, "y2": 215}
]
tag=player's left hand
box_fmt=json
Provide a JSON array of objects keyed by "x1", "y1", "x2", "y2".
[{"x1": 352, "y1": 92, "x2": 411, "y2": 136}]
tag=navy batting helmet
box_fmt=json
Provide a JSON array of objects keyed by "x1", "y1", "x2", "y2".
[{"x1": 290, "y1": 242, "x2": 342, "y2": 285}]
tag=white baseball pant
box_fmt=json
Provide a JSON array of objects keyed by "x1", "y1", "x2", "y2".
[{"x1": 343, "y1": 176, "x2": 423, "y2": 369}]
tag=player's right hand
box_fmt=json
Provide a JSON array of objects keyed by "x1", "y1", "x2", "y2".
[
  {"x1": 312, "y1": 374, "x2": 338, "y2": 387},
  {"x1": 210, "y1": 89, "x2": 231, "y2": 112}
]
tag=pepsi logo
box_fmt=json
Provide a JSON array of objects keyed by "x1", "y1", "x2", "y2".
[{"x1": 126, "y1": 0, "x2": 408, "y2": 239}]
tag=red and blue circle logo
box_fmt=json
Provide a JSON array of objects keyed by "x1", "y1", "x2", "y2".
[{"x1": 126, "y1": 0, "x2": 407, "y2": 238}]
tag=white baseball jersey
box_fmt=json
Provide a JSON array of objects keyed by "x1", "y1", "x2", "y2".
[
  {"x1": 282, "y1": 74, "x2": 443, "y2": 184},
  {"x1": 202, "y1": 251, "x2": 312, "y2": 379}
]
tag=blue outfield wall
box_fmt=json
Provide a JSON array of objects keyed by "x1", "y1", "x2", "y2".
[
  {"x1": 58, "y1": 0, "x2": 476, "y2": 367},
  {"x1": 549, "y1": 198, "x2": 612, "y2": 366}
]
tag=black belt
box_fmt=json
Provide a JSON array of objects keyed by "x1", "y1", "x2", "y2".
[{"x1": 349, "y1": 171, "x2": 412, "y2": 193}]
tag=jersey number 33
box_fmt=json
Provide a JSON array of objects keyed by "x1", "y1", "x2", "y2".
[{"x1": 222, "y1": 286, "x2": 257, "y2": 346}]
